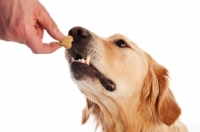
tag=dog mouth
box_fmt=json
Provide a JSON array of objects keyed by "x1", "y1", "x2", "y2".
[{"x1": 70, "y1": 54, "x2": 116, "y2": 92}]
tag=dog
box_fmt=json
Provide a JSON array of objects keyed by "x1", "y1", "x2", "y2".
[{"x1": 65, "y1": 26, "x2": 188, "y2": 132}]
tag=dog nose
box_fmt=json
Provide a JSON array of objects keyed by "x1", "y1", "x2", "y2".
[{"x1": 68, "y1": 26, "x2": 90, "y2": 41}]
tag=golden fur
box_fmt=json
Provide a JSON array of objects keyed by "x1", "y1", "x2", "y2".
[{"x1": 65, "y1": 27, "x2": 188, "y2": 132}]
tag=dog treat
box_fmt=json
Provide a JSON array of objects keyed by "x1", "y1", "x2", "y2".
[{"x1": 58, "y1": 36, "x2": 73, "y2": 49}]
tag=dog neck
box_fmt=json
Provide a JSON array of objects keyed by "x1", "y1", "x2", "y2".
[
  {"x1": 82, "y1": 89, "x2": 150, "y2": 132},
  {"x1": 81, "y1": 90, "x2": 187, "y2": 132}
]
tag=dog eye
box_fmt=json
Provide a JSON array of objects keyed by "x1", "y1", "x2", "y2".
[{"x1": 115, "y1": 40, "x2": 127, "y2": 47}]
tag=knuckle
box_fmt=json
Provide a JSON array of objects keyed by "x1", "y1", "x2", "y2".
[
  {"x1": 32, "y1": 50, "x2": 41, "y2": 54},
  {"x1": 49, "y1": 22, "x2": 59, "y2": 34},
  {"x1": 31, "y1": 46, "x2": 41, "y2": 54},
  {"x1": 50, "y1": 21, "x2": 57, "y2": 29},
  {"x1": 31, "y1": 49, "x2": 39, "y2": 54}
]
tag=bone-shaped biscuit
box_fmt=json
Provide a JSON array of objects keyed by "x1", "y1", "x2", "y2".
[{"x1": 58, "y1": 36, "x2": 73, "y2": 49}]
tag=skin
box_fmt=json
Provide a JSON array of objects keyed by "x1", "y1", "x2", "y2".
[{"x1": 0, "y1": 0, "x2": 65, "y2": 54}]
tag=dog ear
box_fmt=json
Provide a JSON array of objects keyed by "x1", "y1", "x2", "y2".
[
  {"x1": 82, "y1": 98, "x2": 100, "y2": 124},
  {"x1": 153, "y1": 62, "x2": 181, "y2": 126},
  {"x1": 141, "y1": 56, "x2": 181, "y2": 126}
]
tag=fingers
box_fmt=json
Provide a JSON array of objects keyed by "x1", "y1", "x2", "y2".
[
  {"x1": 36, "y1": 2, "x2": 65, "y2": 41},
  {"x1": 24, "y1": 2, "x2": 64, "y2": 54},
  {"x1": 26, "y1": 34, "x2": 61, "y2": 54}
]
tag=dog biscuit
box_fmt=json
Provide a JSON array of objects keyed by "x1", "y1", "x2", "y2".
[{"x1": 58, "y1": 36, "x2": 73, "y2": 49}]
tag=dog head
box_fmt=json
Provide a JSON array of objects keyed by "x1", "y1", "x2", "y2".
[{"x1": 65, "y1": 26, "x2": 181, "y2": 130}]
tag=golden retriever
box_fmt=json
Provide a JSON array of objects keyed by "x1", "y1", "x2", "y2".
[{"x1": 65, "y1": 26, "x2": 188, "y2": 132}]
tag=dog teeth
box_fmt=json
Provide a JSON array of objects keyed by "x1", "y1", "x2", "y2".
[
  {"x1": 71, "y1": 55, "x2": 91, "y2": 65},
  {"x1": 86, "y1": 55, "x2": 91, "y2": 65},
  {"x1": 71, "y1": 57, "x2": 75, "y2": 62}
]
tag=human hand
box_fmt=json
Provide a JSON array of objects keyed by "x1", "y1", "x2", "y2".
[{"x1": 0, "y1": 0, "x2": 65, "y2": 54}]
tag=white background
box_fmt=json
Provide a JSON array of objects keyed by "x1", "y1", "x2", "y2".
[{"x1": 0, "y1": 0, "x2": 200, "y2": 131}]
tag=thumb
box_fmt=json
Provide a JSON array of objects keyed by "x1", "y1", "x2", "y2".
[{"x1": 36, "y1": 2, "x2": 65, "y2": 41}]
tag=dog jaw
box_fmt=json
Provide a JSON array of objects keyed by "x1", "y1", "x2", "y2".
[{"x1": 68, "y1": 52, "x2": 116, "y2": 92}]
